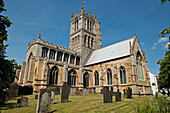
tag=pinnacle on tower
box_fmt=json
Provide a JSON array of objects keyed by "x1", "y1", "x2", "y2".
[
  {"x1": 81, "y1": 4, "x2": 84, "y2": 12},
  {"x1": 95, "y1": 12, "x2": 96, "y2": 19},
  {"x1": 76, "y1": 8, "x2": 78, "y2": 15},
  {"x1": 71, "y1": 12, "x2": 73, "y2": 21},
  {"x1": 89, "y1": 9, "x2": 90, "y2": 16},
  {"x1": 38, "y1": 33, "x2": 41, "y2": 39}
]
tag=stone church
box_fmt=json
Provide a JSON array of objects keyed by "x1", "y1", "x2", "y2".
[{"x1": 15, "y1": 5, "x2": 152, "y2": 95}]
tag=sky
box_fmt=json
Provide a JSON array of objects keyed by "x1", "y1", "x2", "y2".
[{"x1": 3, "y1": 0, "x2": 170, "y2": 76}]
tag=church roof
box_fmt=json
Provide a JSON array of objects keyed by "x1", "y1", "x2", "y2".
[{"x1": 84, "y1": 37, "x2": 134, "y2": 66}]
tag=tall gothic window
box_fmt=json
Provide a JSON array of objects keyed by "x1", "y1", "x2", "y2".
[
  {"x1": 107, "y1": 68, "x2": 112, "y2": 85},
  {"x1": 49, "y1": 49, "x2": 56, "y2": 59},
  {"x1": 136, "y1": 51, "x2": 144, "y2": 80},
  {"x1": 91, "y1": 38, "x2": 93, "y2": 49},
  {"x1": 120, "y1": 66, "x2": 127, "y2": 84},
  {"x1": 84, "y1": 35, "x2": 87, "y2": 46},
  {"x1": 76, "y1": 57, "x2": 80, "y2": 65},
  {"x1": 87, "y1": 20, "x2": 89, "y2": 30},
  {"x1": 41, "y1": 47, "x2": 48, "y2": 57},
  {"x1": 70, "y1": 55, "x2": 75, "y2": 64},
  {"x1": 49, "y1": 66, "x2": 58, "y2": 85},
  {"x1": 64, "y1": 53, "x2": 69, "y2": 63},
  {"x1": 88, "y1": 37, "x2": 90, "y2": 48},
  {"x1": 94, "y1": 71, "x2": 99, "y2": 86},
  {"x1": 68, "y1": 69, "x2": 76, "y2": 86},
  {"x1": 83, "y1": 72, "x2": 89, "y2": 88},
  {"x1": 57, "y1": 51, "x2": 63, "y2": 61}
]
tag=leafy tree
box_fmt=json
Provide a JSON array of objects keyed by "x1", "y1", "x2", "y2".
[
  {"x1": 157, "y1": 43, "x2": 170, "y2": 95},
  {"x1": 0, "y1": 0, "x2": 18, "y2": 104}
]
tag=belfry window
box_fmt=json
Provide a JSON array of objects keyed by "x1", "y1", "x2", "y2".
[
  {"x1": 68, "y1": 69, "x2": 76, "y2": 86},
  {"x1": 70, "y1": 55, "x2": 75, "y2": 64},
  {"x1": 49, "y1": 66, "x2": 58, "y2": 85},
  {"x1": 49, "y1": 49, "x2": 56, "y2": 60},
  {"x1": 136, "y1": 51, "x2": 144, "y2": 80},
  {"x1": 107, "y1": 68, "x2": 112, "y2": 85},
  {"x1": 94, "y1": 71, "x2": 99, "y2": 86},
  {"x1": 57, "y1": 51, "x2": 63, "y2": 61},
  {"x1": 120, "y1": 66, "x2": 127, "y2": 84},
  {"x1": 41, "y1": 47, "x2": 48, "y2": 57},
  {"x1": 64, "y1": 53, "x2": 69, "y2": 63}
]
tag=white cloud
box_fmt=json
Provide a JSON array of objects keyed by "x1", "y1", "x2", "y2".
[
  {"x1": 141, "y1": 42, "x2": 144, "y2": 45},
  {"x1": 152, "y1": 37, "x2": 169, "y2": 49}
]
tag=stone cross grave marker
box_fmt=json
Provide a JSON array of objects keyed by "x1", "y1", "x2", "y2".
[
  {"x1": 115, "y1": 89, "x2": 121, "y2": 102},
  {"x1": 36, "y1": 88, "x2": 51, "y2": 113},
  {"x1": 103, "y1": 87, "x2": 112, "y2": 103},
  {"x1": 61, "y1": 82, "x2": 70, "y2": 103}
]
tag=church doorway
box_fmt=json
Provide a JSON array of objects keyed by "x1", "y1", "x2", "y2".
[{"x1": 83, "y1": 72, "x2": 89, "y2": 88}]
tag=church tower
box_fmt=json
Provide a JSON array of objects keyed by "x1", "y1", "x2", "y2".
[{"x1": 69, "y1": 4, "x2": 102, "y2": 65}]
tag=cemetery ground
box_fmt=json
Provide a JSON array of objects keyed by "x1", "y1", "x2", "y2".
[{"x1": 0, "y1": 94, "x2": 153, "y2": 113}]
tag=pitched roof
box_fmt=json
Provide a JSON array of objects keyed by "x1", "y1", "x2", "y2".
[{"x1": 84, "y1": 37, "x2": 134, "y2": 66}]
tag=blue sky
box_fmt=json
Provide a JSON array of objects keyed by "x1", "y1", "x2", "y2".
[{"x1": 3, "y1": 0, "x2": 170, "y2": 76}]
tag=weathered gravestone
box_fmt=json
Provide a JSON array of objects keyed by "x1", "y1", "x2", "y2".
[
  {"x1": 70, "y1": 88, "x2": 75, "y2": 95},
  {"x1": 36, "y1": 88, "x2": 51, "y2": 113},
  {"x1": 51, "y1": 91, "x2": 55, "y2": 104},
  {"x1": 79, "y1": 89, "x2": 83, "y2": 96},
  {"x1": 103, "y1": 87, "x2": 112, "y2": 103},
  {"x1": 54, "y1": 86, "x2": 60, "y2": 95},
  {"x1": 75, "y1": 89, "x2": 79, "y2": 95},
  {"x1": 7, "y1": 82, "x2": 19, "y2": 100},
  {"x1": 61, "y1": 82, "x2": 70, "y2": 103},
  {"x1": 115, "y1": 89, "x2": 121, "y2": 102},
  {"x1": 17, "y1": 97, "x2": 29, "y2": 107},
  {"x1": 89, "y1": 88, "x2": 93, "y2": 94},
  {"x1": 126, "y1": 87, "x2": 132, "y2": 99},
  {"x1": 83, "y1": 88, "x2": 88, "y2": 96}
]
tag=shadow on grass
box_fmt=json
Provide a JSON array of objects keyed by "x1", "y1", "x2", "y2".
[
  {"x1": 50, "y1": 110, "x2": 57, "y2": 113},
  {"x1": 0, "y1": 103, "x2": 17, "y2": 110}
]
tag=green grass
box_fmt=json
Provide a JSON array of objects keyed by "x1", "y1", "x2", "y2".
[{"x1": 0, "y1": 94, "x2": 152, "y2": 113}]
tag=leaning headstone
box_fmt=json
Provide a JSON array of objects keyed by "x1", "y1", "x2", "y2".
[
  {"x1": 51, "y1": 91, "x2": 55, "y2": 104},
  {"x1": 115, "y1": 89, "x2": 121, "y2": 102},
  {"x1": 61, "y1": 82, "x2": 70, "y2": 103},
  {"x1": 155, "y1": 92, "x2": 158, "y2": 99},
  {"x1": 36, "y1": 88, "x2": 51, "y2": 113},
  {"x1": 7, "y1": 82, "x2": 19, "y2": 100},
  {"x1": 126, "y1": 87, "x2": 132, "y2": 99},
  {"x1": 103, "y1": 87, "x2": 112, "y2": 103},
  {"x1": 35, "y1": 95, "x2": 38, "y2": 99},
  {"x1": 17, "y1": 97, "x2": 29, "y2": 107},
  {"x1": 70, "y1": 88, "x2": 74, "y2": 95},
  {"x1": 54, "y1": 86, "x2": 60, "y2": 95}
]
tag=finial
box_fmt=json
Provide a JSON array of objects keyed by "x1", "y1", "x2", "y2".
[
  {"x1": 76, "y1": 8, "x2": 78, "y2": 15},
  {"x1": 38, "y1": 33, "x2": 41, "y2": 39},
  {"x1": 28, "y1": 42, "x2": 30, "y2": 46},
  {"x1": 134, "y1": 34, "x2": 137, "y2": 37},
  {"x1": 89, "y1": 9, "x2": 90, "y2": 16},
  {"x1": 95, "y1": 12, "x2": 96, "y2": 19},
  {"x1": 71, "y1": 12, "x2": 73, "y2": 17},
  {"x1": 81, "y1": 3, "x2": 84, "y2": 12}
]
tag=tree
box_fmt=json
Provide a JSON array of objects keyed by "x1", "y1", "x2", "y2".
[
  {"x1": 157, "y1": 42, "x2": 170, "y2": 95},
  {"x1": 0, "y1": 0, "x2": 18, "y2": 104}
]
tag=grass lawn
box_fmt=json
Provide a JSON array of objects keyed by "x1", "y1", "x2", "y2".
[{"x1": 0, "y1": 94, "x2": 153, "y2": 113}]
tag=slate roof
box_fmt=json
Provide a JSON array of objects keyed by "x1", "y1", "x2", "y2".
[{"x1": 84, "y1": 37, "x2": 134, "y2": 66}]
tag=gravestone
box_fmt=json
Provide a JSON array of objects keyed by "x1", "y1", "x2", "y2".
[
  {"x1": 83, "y1": 88, "x2": 88, "y2": 96},
  {"x1": 36, "y1": 88, "x2": 51, "y2": 113},
  {"x1": 155, "y1": 92, "x2": 158, "y2": 99},
  {"x1": 92, "y1": 88, "x2": 96, "y2": 94},
  {"x1": 51, "y1": 91, "x2": 55, "y2": 104},
  {"x1": 89, "y1": 88, "x2": 93, "y2": 94},
  {"x1": 7, "y1": 82, "x2": 19, "y2": 100},
  {"x1": 79, "y1": 89, "x2": 83, "y2": 96},
  {"x1": 115, "y1": 89, "x2": 121, "y2": 102},
  {"x1": 35, "y1": 95, "x2": 38, "y2": 99},
  {"x1": 75, "y1": 89, "x2": 79, "y2": 95},
  {"x1": 126, "y1": 87, "x2": 132, "y2": 99},
  {"x1": 54, "y1": 86, "x2": 60, "y2": 95},
  {"x1": 17, "y1": 97, "x2": 29, "y2": 107},
  {"x1": 103, "y1": 87, "x2": 112, "y2": 103},
  {"x1": 100, "y1": 89, "x2": 103, "y2": 94},
  {"x1": 61, "y1": 82, "x2": 70, "y2": 103},
  {"x1": 70, "y1": 88, "x2": 75, "y2": 95}
]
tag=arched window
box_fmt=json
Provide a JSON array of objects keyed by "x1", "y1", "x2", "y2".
[
  {"x1": 49, "y1": 49, "x2": 56, "y2": 59},
  {"x1": 88, "y1": 37, "x2": 90, "y2": 48},
  {"x1": 84, "y1": 35, "x2": 87, "y2": 46},
  {"x1": 91, "y1": 38, "x2": 94, "y2": 49},
  {"x1": 87, "y1": 20, "x2": 89, "y2": 30},
  {"x1": 120, "y1": 66, "x2": 127, "y2": 84},
  {"x1": 83, "y1": 72, "x2": 89, "y2": 88},
  {"x1": 70, "y1": 55, "x2": 75, "y2": 64},
  {"x1": 64, "y1": 53, "x2": 69, "y2": 63},
  {"x1": 136, "y1": 51, "x2": 144, "y2": 80},
  {"x1": 94, "y1": 71, "x2": 99, "y2": 86},
  {"x1": 68, "y1": 69, "x2": 76, "y2": 86},
  {"x1": 76, "y1": 57, "x2": 80, "y2": 65},
  {"x1": 49, "y1": 66, "x2": 58, "y2": 85},
  {"x1": 41, "y1": 47, "x2": 48, "y2": 57},
  {"x1": 57, "y1": 51, "x2": 63, "y2": 61},
  {"x1": 107, "y1": 68, "x2": 112, "y2": 85}
]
